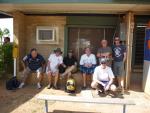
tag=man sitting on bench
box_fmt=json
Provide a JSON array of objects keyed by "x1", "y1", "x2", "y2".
[
  {"x1": 91, "y1": 58, "x2": 116, "y2": 95},
  {"x1": 19, "y1": 48, "x2": 45, "y2": 89}
]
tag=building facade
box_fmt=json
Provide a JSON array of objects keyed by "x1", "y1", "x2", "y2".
[{"x1": 0, "y1": 0, "x2": 150, "y2": 94}]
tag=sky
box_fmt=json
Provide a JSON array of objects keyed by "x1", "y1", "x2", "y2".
[{"x1": 0, "y1": 18, "x2": 13, "y2": 42}]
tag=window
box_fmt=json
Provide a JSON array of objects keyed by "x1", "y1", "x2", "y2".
[{"x1": 36, "y1": 26, "x2": 59, "y2": 44}]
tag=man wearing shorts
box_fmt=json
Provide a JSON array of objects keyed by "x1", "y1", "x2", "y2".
[
  {"x1": 112, "y1": 37, "x2": 126, "y2": 93},
  {"x1": 91, "y1": 58, "x2": 116, "y2": 94},
  {"x1": 46, "y1": 48, "x2": 63, "y2": 89},
  {"x1": 19, "y1": 48, "x2": 45, "y2": 89},
  {"x1": 80, "y1": 47, "x2": 96, "y2": 90},
  {"x1": 61, "y1": 50, "x2": 77, "y2": 78}
]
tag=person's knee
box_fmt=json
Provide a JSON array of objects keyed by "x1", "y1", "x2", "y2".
[
  {"x1": 23, "y1": 67, "x2": 30, "y2": 74},
  {"x1": 47, "y1": 72, "x2": 52, "y2": 77},
  {"x1": 110, "y1": 84, "x2": 117, "y2": 92},
  {"x1": 91, "y1": 81, "x2": 97, "y2": 89}
]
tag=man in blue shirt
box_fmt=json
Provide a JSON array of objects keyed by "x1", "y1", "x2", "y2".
[
  {"x1": 19, "y1": 48, "x2": 45, "y2": 89},
  {"x1": 112, "y1": 37, "x2": 126, "y2": 94}
]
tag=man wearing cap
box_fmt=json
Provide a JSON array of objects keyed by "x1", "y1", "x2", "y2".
[
  {"x1": 46, "y1": 48, "x2": 63, "y2": 89},
  {"x1": 19, "y1": 48, "x2": 45, "y2": 89},
  {"x1": 91, "y1": 58, "x2": 116, "y2": 94},
  {"x1": 61, "y1": 50, "x2": 77, "y2": 78}
]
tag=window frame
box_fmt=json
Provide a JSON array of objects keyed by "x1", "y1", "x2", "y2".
[{"x1": 36, "y1": 26, "x2": 59, "y2": 44}]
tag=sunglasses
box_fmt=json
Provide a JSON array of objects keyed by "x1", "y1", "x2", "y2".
[{"x1": 101, "y1": 62, "x2": 106, "y2": 64}]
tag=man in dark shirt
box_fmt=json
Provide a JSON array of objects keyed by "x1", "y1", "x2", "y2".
[
  {"x1": 112, "y1": 37, "x2": 126, "y2": 94},
  {"x1": 61, "y1": 50, "x2": 77, "y2": 78},
  {"x1": 19, "y1": 48, "x2": 45, "y2": 89}
]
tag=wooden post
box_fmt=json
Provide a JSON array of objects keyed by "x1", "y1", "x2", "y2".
[{"x1": 125, "y1": 12, "x2": 134, "y2": 89}]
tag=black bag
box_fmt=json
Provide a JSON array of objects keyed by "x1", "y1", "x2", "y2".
[
  {"x1": 6, "y1": 77, "x2": 20, "y2": 90},
  {"x1": 58, "y1": 65, "x2": 66, "y2": 74}
]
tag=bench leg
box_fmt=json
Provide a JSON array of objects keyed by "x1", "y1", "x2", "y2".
[
  {"x1": 45, "y1": 100, "x2": 48, "y2": 113},
  {"x1": 123, "y1": 104, "x2": 126, "y2": 113}
]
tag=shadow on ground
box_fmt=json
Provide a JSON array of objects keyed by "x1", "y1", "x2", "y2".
[{"x1": 0, "y1": 78, "x2": 42, "y2": 113}]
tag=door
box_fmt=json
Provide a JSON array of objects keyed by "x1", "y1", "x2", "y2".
[{"x1": 68, "y1": 27, "x2": 115, "y2": 62}]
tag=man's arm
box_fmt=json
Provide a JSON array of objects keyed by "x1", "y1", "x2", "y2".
[
  {"x1": 22, "y1": 55, "x2": 28, "y2": 70},
  {"x1": 93, "y1": 68, "x2": 105, "y2": 86},
  {"x1": 105, "y1": 68, "x2": 114, "y2": 91},
  {"x1": 123, "y1": 45, "x2": 127, "y2": 63},
  {"x1": 123, "y1": 52, "x2": 127, "y2": 63}
]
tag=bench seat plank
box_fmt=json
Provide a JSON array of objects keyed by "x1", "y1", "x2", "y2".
[{"x1": 37, "y1": 94, "x2": 135, "y2": 105}]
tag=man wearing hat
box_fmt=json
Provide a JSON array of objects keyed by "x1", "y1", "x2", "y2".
[
  {"x1": 91, "y1": 58, "x2": 116, "y2": 94},
  {"x1": 46, "y1": 48, "x2": 63, "y2": 89},
  {"x1": 61, "y1": 50, "x2": 77, "y2": 78}
]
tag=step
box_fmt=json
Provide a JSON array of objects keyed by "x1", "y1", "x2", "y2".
[
  {"x1": 132, "y1": 65, "x2": 143, "y2": 73},
  {"x1": 132, "y1": 69, "x2": 143, "y2": 73}
]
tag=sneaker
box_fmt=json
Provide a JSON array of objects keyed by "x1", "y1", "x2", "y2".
[
  {"x1": 47, "y1": 84, "x2": 52, "y2": 89},
  {"x1": 82, "y1": 86, "x2": 87, "y2": 90},
  {"x1": 18, "y1": 82, "x2": 25, "y2": 89},
  {"x1": 53, "y1": 85, "x2": 59, "y2": 90},
  {"x1": 37, "y1": 83, "x2": 42, "y2": 89}
]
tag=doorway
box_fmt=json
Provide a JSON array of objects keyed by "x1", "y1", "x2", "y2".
[
  {"x1": 68, "y1": 27, "x2": 115, "y2": 62},
  {"x1": 131, "y1": 15, "x2": 150, "y2": 91}
]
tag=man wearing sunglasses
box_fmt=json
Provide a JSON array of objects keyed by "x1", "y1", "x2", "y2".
[
  {"x1": 112, "y1": 37, "x2": 126, "y2": 94},
  {"x1": 91, "y1": 58, "x2": 116, "y2": 95}
]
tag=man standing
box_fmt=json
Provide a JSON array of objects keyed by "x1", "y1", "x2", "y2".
[
  {"x1": 97, "y1": 39, "x2": 112, "y2": 66},
  {"x1": 19, "y1": 48, "x2": 45, "y2": 89},
  {"x1": 112, "y1": 37, "x2": 126, "y2": 94}
]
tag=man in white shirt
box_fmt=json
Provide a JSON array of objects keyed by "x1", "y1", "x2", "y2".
[
  {"x1": 80, "y1": 47, "x2": 96, "y2": 90},
  {"x1": 46, "y1": 48, "x2": 63, "y2": 89},
  {"x1": 91, "y1": 58, "x2": 116, "y2": 94}
]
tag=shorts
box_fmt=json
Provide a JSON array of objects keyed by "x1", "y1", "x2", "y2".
[
  {"x1": 80, "y1": 65, "x2": 96, "y2": 74},
  {"x1": 46, "y1": 66, "x2": 59, "y2": 76},
  {"x1": 113, "y1": 61, "x2": 125, "y2": 77},
  {"x1": 21, "y1": 67, "x2": 43, "y2": 81}
]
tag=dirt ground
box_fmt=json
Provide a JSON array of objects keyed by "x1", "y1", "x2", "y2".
[{"x1": 1, "y1": 78, "x2": 150, "y2": 113}]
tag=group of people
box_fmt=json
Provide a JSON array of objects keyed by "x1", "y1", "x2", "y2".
[{"x1": 19, "y1": 36, "x2": 126, "y2": 95}]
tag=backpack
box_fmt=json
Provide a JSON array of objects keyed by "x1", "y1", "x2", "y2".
[
  {"x1": 6, "y1": 77, "x2": 20, "y2": 90},
  {"x1": 65, "y1": 78, "x2": 76, "y2": 93},
  {"x1": 58, "y1": 65, "x2": 66, "y2": 74}
]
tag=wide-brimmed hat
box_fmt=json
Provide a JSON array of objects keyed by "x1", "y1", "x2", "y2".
[{"x1": 54, "y1": 48, "x2": 62, "y2": 54}]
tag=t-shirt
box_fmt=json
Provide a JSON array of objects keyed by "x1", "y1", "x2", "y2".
[
  {"x1": 48, "y1": 53, "x2": 63, "y2": 72},
  {"x1": 93, "y1": 65, "x2": 114, "y2": 82},
  {"x1": 23, "y1": 54, "x2": 45, "y2": 71},
  {"x1": 112, "y1": 45, "x2": 126, "y2": 62},
  {"x1": 97, "y1": 47, "x2": 112, "y2": 57},
  {"x1": 63, "y1": 56, "x2": 77, "y2": 67},
  {"x1": 80, "y1": 54, "x2": 96, "y2": 65}
]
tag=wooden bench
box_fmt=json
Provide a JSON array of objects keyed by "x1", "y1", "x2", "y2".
[{"x1": 37, "y1": 94, "x2": 135, "y2": 113}]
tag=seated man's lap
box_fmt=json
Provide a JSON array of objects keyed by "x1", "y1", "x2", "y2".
[
  {"x1": 66, "y1": 65, "x2": 77, "y2": 73},
  {"x1": 80, "y1": 65, "x2": 96, "y2": 74},
  {"x1": 23, "y1": 67, "x2": 43, "y2": 77}
]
